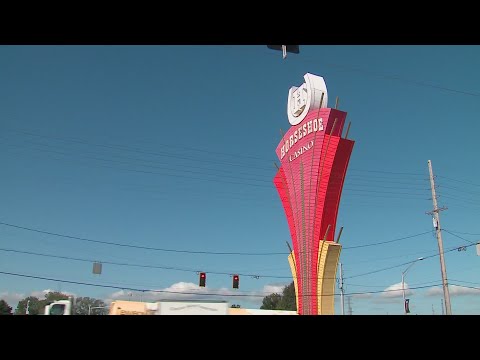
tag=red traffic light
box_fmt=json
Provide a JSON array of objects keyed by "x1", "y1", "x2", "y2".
[
  {"x1": 199, "y1": 272, "x2": 206, "y2": 287},
  {"x1": 232, "y1": 274, "x2": 239, "y2": 289}
]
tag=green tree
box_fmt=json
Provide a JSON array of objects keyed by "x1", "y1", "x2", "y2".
[
  {"x1": 44, "y1": 291, "x2": 69, "y2": 303},
  {"x1": 15, "y1": 296, "x2": 42, "y2": 315},
  {"x1": 260, "y1": 293, "x2": 282, "y2": 310},
  {"x1": 279, "y1": 282, "x2": 297, "y2": 311},
  {"x1": 74, "y1": 297, "x2": 108, "y2": 315},
  {"x1": 15, "y1": 291, "x2": 70, "y2": 315},
  {"x1": 0, "y1": 299, "x2": 13, "y2": 315},
  {"x1": 260, "y1": 282, "x2": 297, "y2": 311}
]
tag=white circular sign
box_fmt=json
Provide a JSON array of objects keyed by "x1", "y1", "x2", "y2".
[{"x1": 287, "y1": 73, "x2": 328, "y2": 126}]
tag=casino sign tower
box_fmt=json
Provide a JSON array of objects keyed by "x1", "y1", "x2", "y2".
[{"x1": 273, "y1": 73, "x2": 355, "y2": 315}]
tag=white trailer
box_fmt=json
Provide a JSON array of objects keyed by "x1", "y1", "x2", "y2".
[{"x1": 155, "y1": 300, "x2": 229, "y2": 315}]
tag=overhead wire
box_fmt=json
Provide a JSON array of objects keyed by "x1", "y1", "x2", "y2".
[
  {"x1": 1, "y1": 138, "x2": 432, "y2": 196},
  {"x1": 266, "y1": 48, "x2": 480, "y2": 98},
  {"x1": 0, "y1": 269, "x2": 450, "y2": 298},
  {"x1": 442, "y1": 229, "x2": 477, "y2": 245},
  {"x1": 0, "y1": 220, "x2": 433, "y2": 256}
]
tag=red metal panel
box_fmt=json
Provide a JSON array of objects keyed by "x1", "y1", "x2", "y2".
[
  {"x1": 274, "y1": 169, "x2": 304, "y2": 312},
  {"x1": 274, "y1": 107, "x2": 354, "y2": 315},
  {"x1": 309, "y1": 136, "x2": 354, "y2": 314}
]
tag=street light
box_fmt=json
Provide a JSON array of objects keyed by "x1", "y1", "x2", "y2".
[{"x1": 401, "y1": 257, "x2": 424, "y2": 315}]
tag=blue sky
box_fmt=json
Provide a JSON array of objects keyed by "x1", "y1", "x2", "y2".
[{"x1": 1, "y1": 45, "x2": 479, "y2": 315}]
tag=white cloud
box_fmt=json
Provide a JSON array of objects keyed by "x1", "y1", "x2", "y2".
[
  {"x1": 29, "y1": 289, "x2": 76, "y2": 299},
  {"x1": 262, "y1": 284, "x2": 285, "y2": 295},
  {"x1": 425, "y1": 284, "x2": 480, "y2": 297},
  {"x1": 0, "y1": 291, "x2": 25, "y2": 306},
  {"x1": 105, "y1": 282, "x2": 290, "y2": 306},
  {"x1": 380, "y1": 282, "x2": 412, "y2": 298},
  {"x1": 30, "y1": 289, "x2": 54, "y2": 298}
]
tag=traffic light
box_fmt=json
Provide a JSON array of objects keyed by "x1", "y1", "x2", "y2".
[
  {"x1": 199, "y1": 272, "x2": 206, "y2": 287},
  {"x1": 232, "y1": 274, "x2": 239, "y2": 289}
]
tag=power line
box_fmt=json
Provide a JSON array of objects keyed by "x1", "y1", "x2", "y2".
[
  {"x1": 345, "y1": 184, "x2": 428, "y2": 191},
  {"x1": 3, "y1": 128, "x2": 275, "y2": 166},
  {"x1": 0, "y1": 246, "x2": 293, "y2": 279},
  {"x1": 345, "y1": 279, "x2": 442, "y2": 288},
  {"x1": 345, "y1": 174, "x2": 428, "y2": 183},
  {"x1": 1, "y1": 144, "x2": 273, "y2": 189},
  {"x1": 437, "y1": 184, "x2": 480, "y2": 197},
  {"x1": 2, "y1": 128, "x2": 440, "y2": 180},
  {"x1": 349, "y1": 168, "x2": 424, "y2": 176},
  {"x1": 437, "y1": 175, "x2": 480, "y2": 188},
  {"x1": 13, "y1": 238, "x2": 451, "y2": 281},
  {"x1": 343, "y1": 188, "x2": 427, "y2": 197},
  {"x1": 440, "y1": 230, "x2": 475, "y2": 246},
  {"x1": 0, "y1": 143, "x2": 436, "y2": 198},
  {"x1": 0, "y1": 243, "x2": 433, "y2": 281},
  {"x1": 0, "y1": 269, "x2": 446, "y2": 297},
  {"x1": 346, "y1": 235, "x2": 445, "y2": 265},
  {"x1": 343, "y1": 231, "x2": 431, "y2": 249},
  {"x1": 433, "y1": 199, "x2": 480, "y2": 211},
  {"x1": 2, "y1": 139, "x2": 436, "y2": 204},
  {"x1": 0, "y1": 221, "x2": 286, "y2": 256},
  {"x1": 447, "y1": 283, "x2": 480, "y2": 292},
  {"x1": 0, "y1": 220, "x2": 434, "y2": 256},
  {"x1": 0, "y1": 270, "x2": 268, "y2": 297},
  {"x1": 345, "y1": 241, "x2": 478, "y2": 280},
  {"x1": 449, "y1": 279, "x2": 480, "y2": 286},
  {"x1": 0, "y1": 136, "x2": 274, "y2": 180},
  {"x1": 416, "y1": 241, "x2": 477, "y2": 260},
  {"x1": 442, "y1": 229, "x2": 477, "y2": 245},
  {"x1": 2, "y1": 129, "x2": 434, "y2": 185},
  {"x1": 271, "y1": 49, "x2": 480, "y2": 98},
  {"x1": 345, "y1": 259, "x2": 424, "y2": 280},
  {"x1": 340, "y1": 193, "x2": 427, "y2": 200},
  {"x1": 6, "y1": 141, "x2": 432, "y2": 197},
  {"x1": 443, "y1": 229, "x2": 480, "y2": 236},
  {"x1": 3, "y1": 144, "x2": 433, "y2": 202},
  {"x1": 0, "y1": 237, "x2": 450, "y2": 282},
  {"x1": 440, "y1": 193, "x2": 480, "y2": 206},
  {"x1": 345, "y1": 284, "x2": 442, "y2": 296}
]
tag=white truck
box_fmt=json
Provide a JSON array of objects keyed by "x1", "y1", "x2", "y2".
[
  {"x1": 44, "y1": 298, "x2": 297, "y2": 315},
  {"x1": 44, "y1": 298, "x2": 230, "y2": 315},
  {"x1": 44, "y1": 298, "x2": 74, "y2": 315},
  {"x1": 109, "y1": 299, "x2": 230, "y2": 315}
]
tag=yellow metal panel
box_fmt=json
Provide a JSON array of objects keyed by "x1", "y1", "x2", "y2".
[
  {"x1": 316, "y1": 241, "x2": 342, "y2": 315},
  {"x1": 289, "y1": 243, "x2": 341, "y2": 315}
]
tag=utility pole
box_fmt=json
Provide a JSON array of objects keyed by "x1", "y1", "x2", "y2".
[
  {"x1": 441, "y1": 299, "x2": 445, "y2": 315},
  {"x1": 347, "y1": 296, "x2": 353, "y2": 315},
  {"x1": 339, "y1": 263, "x2": 345, "y2": 315},
  {"x1": 26, "y1": 300, "x2": 30, "y2": 315},
  {"x1": 427, "y1": 160, "x2": 452, "y2": 315}
]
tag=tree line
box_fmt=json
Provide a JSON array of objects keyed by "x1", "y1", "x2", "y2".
[
  {"x1": 0, "y1": 282, "x2": 296, "y2": 315},
  {"x1": 0, "y1": 291, "x2": 108, "y2": 315}
]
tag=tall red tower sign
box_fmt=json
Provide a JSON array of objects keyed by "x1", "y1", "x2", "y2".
[{"x1": 274, "y1": 73, "x2": 355, "y2": 315}]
